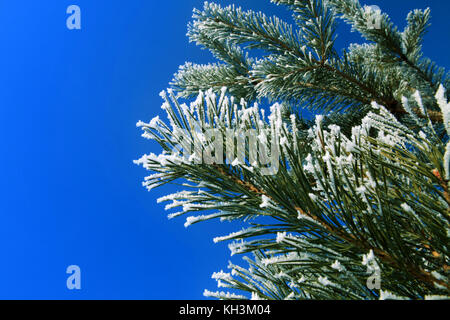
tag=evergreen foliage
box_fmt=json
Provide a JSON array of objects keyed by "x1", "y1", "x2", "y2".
[{"x1": 135, "y1": 0, "x2": 449, "y2": 299}]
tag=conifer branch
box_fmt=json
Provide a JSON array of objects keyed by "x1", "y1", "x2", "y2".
[{"x1": 136, "y1": 0, "x2": 450, "y2": 300}]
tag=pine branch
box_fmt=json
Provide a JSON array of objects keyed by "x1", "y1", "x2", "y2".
[
  {"x1": 137, "y1": 0, "x2": 450, "y2": 300},
  {"x1": 136, "y1": 88, "x2": 450, "y2": 299},
  {"x1": 191, "y1": 2, "x2": 305, "y2": 57}
]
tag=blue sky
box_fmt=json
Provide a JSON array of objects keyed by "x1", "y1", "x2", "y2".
[{"x1": 0, "y1": 0, "x2": 448, "y2": 299}]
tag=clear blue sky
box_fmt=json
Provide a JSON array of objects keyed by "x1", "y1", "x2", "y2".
[{"x1": 0, "y1": 0, "x2": 448, "y2": 299}]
